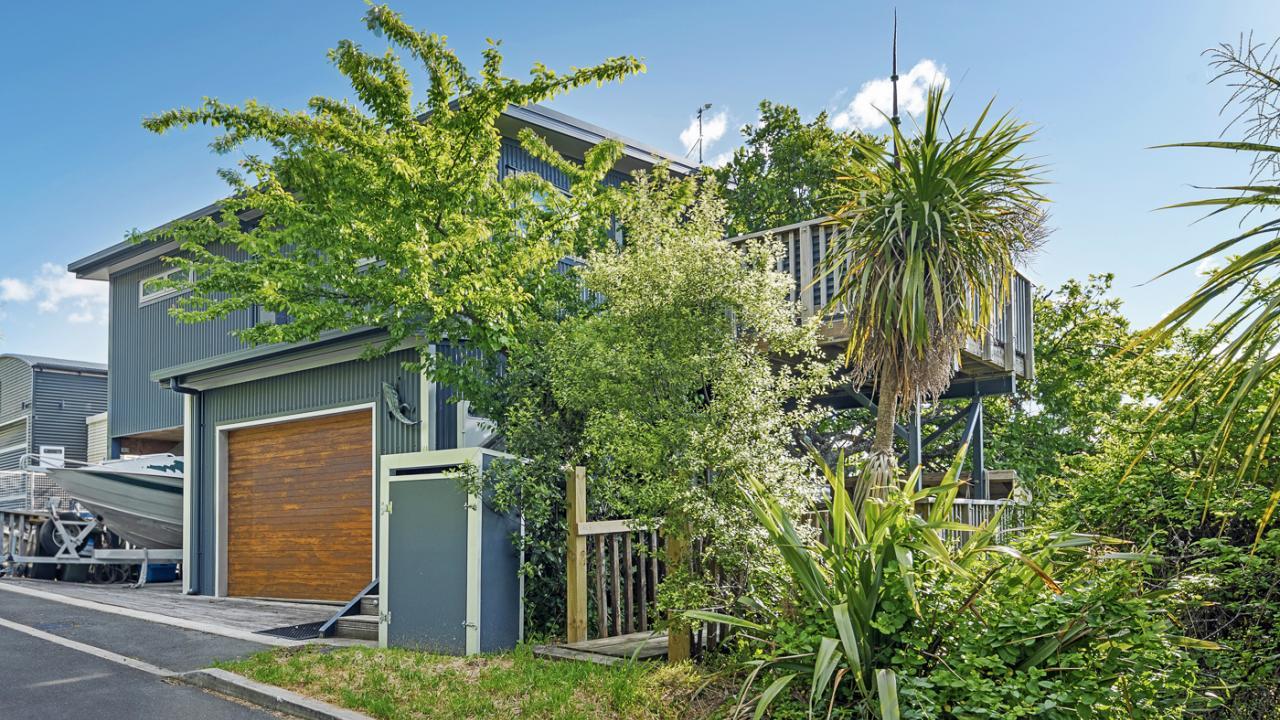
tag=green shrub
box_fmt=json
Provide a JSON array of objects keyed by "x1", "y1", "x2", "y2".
[
  {"x1": 696, "y1": 450, "x2": 1207, "y2": 719},
  {"x1": 1052, "y1": 455, "x2": 1280, "y2": 719}
]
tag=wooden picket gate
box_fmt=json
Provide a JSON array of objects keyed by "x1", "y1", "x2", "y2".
[{"x1": 562, "y1": 466, "x2": 735, "y2": 662}]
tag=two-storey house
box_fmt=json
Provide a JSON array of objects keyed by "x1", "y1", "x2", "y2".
[{"x1": 68, "y1": 105, "x2": 695, "y2": 605}]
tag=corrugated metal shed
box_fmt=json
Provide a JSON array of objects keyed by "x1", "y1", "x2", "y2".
[
  {"x1": 31, "y1": 369, "x2": 108, "y2": 463},
  {"x1": 0, "y1": 356, "x2": 33, "y2": 471},
  {"x1": 0, "y1": 354, "x2": 107, "y2": 466}
]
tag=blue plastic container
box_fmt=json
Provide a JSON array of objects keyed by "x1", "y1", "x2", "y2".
[{"x1": 145, "y1": 563, "x2": 178, "y2": 583}]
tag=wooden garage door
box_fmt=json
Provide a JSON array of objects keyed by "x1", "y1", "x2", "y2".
[{"x1": 227, "y1": 410, "x2": 372, "y2": 601}]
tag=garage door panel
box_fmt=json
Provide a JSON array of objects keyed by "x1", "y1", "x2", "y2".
[
  {"x1": 229, "y1": 427, "x2": 367, "y2": 445},
  {"x1": 229, "y1": 452, "x2": 369, "y2": 474},
  {"x1": 228, "y1": 520, "x2": 374, "y2": 540},
  {"x1": 228, "y1": 483, "x2": 372, "y2": 502},
  {"x1": 228, "y1": 470, "x2": 373, "y2": 488},
  {"x1": 229, "y1": 442, "x2": 369, "y2": 461},
  {"x1": 226, "y1": 409, "x2": 372, "y2": 601},
  {"x1": 228, "y1": 462, "x2": 372, "y2": 482}
]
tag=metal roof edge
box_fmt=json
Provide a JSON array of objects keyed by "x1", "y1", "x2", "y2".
[
  {"x1": 150, "y1": 327, "x2": 390, "y2": 385},
  {"x1": 508, "y1": 103, "x2": 697, "y2": 174},
  {"x1": 0, "y1": 353, "x2": 108, "y2": 374}
]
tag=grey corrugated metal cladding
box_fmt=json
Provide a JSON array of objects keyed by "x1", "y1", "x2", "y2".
[
  {"x1": 108, "y1": 140, "x2": 632, "y2": 441},
  {"x1": 0, "y1": 355, "x2": 106, "y2": 466},
  {"x1": 31, "y1": 369, "x2": 108, "y2": 463},
  {"x1": 107, "y1": 244, "x2": 257, "y2": 439}
]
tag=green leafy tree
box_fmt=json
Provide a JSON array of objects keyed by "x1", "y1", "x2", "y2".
[
  {"x1": 133, "y1": 4, "x2": 641, "y2": 395},
  {"x1": 493, "y1": 171, "x2": 831, "y2": 634},
  {"x1": 1142, "y1": 35, "x2": 1280, "y2": 537},
  {"x1": 713, "y1": 101, "x2": 876, "y2": 236},
  {"x1": 982, "y1": 275, "x2": 1133, "y2": 494},
  {"x1": 823, "y1": 87, "x2": 1045, "y2": 504},
  {"x1": 1048, "y1": 320, "x2": 1280, "y2": 717}
]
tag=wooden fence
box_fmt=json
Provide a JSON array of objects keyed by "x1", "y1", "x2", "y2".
[
  {"x1": 565, "y1": 467, "x2": 738, "y2": 661},
  {"x1": 564, "y1": 467, "x2": 1028, "y2": 662}
]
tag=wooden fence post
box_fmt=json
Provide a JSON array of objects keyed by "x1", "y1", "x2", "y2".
[
  {"x1": 566, "y1": 466, "x2": 588, "y2": 644},
  {"x1": 665, "y1": 527, "x2": 691, "y2": 662}
]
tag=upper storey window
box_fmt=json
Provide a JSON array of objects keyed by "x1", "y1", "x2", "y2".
[{"x1": 138, "y1": 267, "x2": 192, "y2": 306}]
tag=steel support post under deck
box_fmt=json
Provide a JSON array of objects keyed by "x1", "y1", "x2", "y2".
[
  {"x1": 971, "y1": 397, "x2": 986, "y2": 499},
  {"x1": 906, "y1": 403, "x2": 922, "y2": 488}
]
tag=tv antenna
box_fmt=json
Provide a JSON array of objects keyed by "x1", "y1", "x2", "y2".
[{"x1": 685, "y1": 102, "x2": 714, "y2": 165}]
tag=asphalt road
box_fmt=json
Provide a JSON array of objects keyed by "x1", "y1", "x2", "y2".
[
  {"x1": 0, "y1": 588, "x2": 270, "y2": 671},
  {"x1": 0, "y1": 591, "x2": 278, "y2": 718}
]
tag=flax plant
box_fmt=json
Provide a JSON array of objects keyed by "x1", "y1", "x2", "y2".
[
  {"x1": 1139, "y1": 36, "x2": 1280, "y2": 541},
  {"x1": 687, "y1": 444, "x2": 1064, "y2": 719}
]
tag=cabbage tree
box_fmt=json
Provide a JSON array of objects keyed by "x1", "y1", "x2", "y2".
[{"x1": 822, "y1": 87, "x2": 1044, "y2": 503}]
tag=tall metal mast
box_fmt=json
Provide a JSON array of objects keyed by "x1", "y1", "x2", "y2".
[
  {"x1": 687, "y1": 102, "x2": 713, "y2": 166},
  {"x1": 891, "y1": 9, "x2": 901, "y2": 169}
]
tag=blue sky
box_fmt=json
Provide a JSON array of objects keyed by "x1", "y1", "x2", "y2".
[{"x1": 2, "y1": 1, "x2": 1278, "y2": 363}]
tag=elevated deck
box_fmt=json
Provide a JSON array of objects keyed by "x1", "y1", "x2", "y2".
[{"x1": 729, "y1": 216, "x2": 1035, "y2": 383}]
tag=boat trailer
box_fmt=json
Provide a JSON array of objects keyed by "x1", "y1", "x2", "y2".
[{"x1": 0, "y1": 503, "x2": 181, "y2": 588}]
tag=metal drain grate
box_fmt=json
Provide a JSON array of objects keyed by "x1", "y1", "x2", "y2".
[{"x1": 255, "y1": 621, "x2": 324, "y2": 640}]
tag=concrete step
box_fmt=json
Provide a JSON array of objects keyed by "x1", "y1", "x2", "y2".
[
  {"x1": 334, "y1": 614, "x2": 378, "y2": 641},
  {"x1": 359, "y1": 595, "x2": 379, "y2": 617}
]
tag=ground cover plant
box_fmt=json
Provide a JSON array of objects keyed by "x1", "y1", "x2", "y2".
[{"x1": 218, "y1": 645, "x2": 731, "y2": 720}]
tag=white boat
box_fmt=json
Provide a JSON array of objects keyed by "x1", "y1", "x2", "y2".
[{"x1": 44, "y1": 455, "x2": 183, "y2": 549}]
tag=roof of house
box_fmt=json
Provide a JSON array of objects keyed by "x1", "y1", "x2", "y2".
[
  {"x1": 0, "y1": 353, "x2": 108, "y2": 374},
  {"x1": 69, "y1": 103, "x2": 694, "y2": 281}
]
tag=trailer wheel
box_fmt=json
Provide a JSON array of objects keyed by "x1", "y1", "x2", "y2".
[
  {"x1": 28, "y1": 520, "x2": 58, "y2": 579},
  {"x1": 37, "y1": 512, "x2": 85, "y2": 555}
]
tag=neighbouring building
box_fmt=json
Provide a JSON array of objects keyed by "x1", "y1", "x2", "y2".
[{"x1": 0, "y1": 353, "x2": 108, "y2": 510}]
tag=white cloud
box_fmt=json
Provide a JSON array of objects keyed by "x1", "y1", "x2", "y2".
[
  {"x1": 830, "y1": 59, "x2": 949, "y2": 131},
  {"x1": 707, "y1": 151, "x2": 734, "y2": 169},
  {"x1": 679, "y1": 109, "x2": 729, "y2": 160},
  {"x1": 0, "y1": 263, "x2": 108, "y2": 325},
  {"x1": 0, "y1": 278, "x2": 33, "y2": 302},
  {"x1": 1195, "y1": 257, "x2": 1223, "y2": 277}
]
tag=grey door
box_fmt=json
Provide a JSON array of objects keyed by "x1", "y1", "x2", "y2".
[{"x1": 386, "y1": 477, "x2": 468, "y2": 653}]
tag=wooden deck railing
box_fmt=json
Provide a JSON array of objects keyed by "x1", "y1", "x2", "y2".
[
  {"x1": 919, "y1": 497, "x2": 1029, "y2": 546},
  {"x1": 727, "y1": 217, "x2": 1035, "y2": 379}
]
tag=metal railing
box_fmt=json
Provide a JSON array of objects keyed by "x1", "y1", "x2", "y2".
[
  {"x1": 0, "y1": 470, "x2": 72, "y2": 513},
  {"x1": 727, "y1": 217, "x2": 1035, "y2": 379}
]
